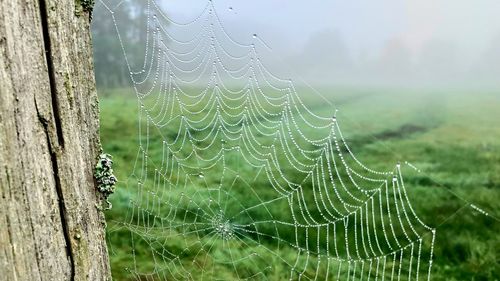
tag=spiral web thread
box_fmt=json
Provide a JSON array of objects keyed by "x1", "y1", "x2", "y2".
[{"x1": 101, "y1": 0, "x2": 436, "y2": 279}]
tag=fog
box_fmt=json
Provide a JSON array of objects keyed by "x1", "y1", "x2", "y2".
[{"x1": 157, "y1": 0, "x2": 500, "y2": 89}]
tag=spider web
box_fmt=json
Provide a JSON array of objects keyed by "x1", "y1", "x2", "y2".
[{"x1": 100, "y1": 0, "x2": 436, "y2": 279}]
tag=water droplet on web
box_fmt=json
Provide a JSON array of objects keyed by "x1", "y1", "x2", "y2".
[
  {"x1": 228, "y1": 7, "x2": 233, "y2": 11},
  {"x1": 252, "y1": 34, "x2": 257, "y2": 39}
]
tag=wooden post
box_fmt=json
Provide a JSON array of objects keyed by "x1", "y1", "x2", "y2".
[{"x1": 0, "y1": 0, "x2": 111, "y2": 280}]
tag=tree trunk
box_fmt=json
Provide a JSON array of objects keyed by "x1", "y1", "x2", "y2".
[{"x1": 0, "y1": 0, "x2": 111, "y2": 280}]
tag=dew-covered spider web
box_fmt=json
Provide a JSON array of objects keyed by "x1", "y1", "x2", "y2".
[{"x1": 100, "y1": 0, "x2": 438, "y2": 279}]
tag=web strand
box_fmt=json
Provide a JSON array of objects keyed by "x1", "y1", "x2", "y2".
[{"x1": 100, "y1": 0, "x2": 442, "y2": 280}]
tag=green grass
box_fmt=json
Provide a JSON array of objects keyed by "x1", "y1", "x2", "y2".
[{"x1": 100, "y1": 87, "x2": 500, "y2": 280}]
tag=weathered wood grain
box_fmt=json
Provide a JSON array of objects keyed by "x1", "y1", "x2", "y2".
[{"x1": 0, "y1": 0, "x2": 111, "y2": 280}]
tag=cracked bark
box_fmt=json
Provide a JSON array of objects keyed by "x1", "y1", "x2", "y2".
[{"x1": 0, "y1": 0, "x2": 111, "y2": 280}]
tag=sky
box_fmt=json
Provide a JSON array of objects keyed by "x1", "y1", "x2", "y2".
[
  {"x1": 151, "y1": 0, "x2": 500, "y2": 87},
  {"x1": 100, "y1": 0, "x2": 500, "y2": 88},
  {"x1": 160, "y1": 0, "x2": 500, "y2": 57}
]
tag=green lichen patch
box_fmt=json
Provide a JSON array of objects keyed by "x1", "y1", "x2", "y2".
[{"x1": 95, "y1": 153, "x2": 117, "y2": 209}]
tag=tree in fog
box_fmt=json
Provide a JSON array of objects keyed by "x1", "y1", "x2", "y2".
[{"x1": 92, "y1": 0, "x2": 154, "y2": 88}]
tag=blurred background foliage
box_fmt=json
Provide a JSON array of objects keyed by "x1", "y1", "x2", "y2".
[{"x1": 92, "y1": 0, "x2": 151, "y2": 88}]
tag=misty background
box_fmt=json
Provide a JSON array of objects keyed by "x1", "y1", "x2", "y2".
[
  {"x1": 92, "y1": 0, "x2": 500, "y2": 89},
  {"x1": 94, "y1": 2, "x2": 500, "y2": 279}
]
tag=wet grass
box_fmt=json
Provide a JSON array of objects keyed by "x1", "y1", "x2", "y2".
[{"x1": 100, "y1": 87, "x2": 500, "y2": 280}]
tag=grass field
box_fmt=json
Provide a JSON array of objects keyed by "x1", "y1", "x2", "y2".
[{"x1": 99, "y1": 87, "x2": 500, "y2": 280}]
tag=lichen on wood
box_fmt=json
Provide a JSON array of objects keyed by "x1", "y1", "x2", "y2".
[{"x1": 95, "y1": 153, "x2": 117, "y2": 209}]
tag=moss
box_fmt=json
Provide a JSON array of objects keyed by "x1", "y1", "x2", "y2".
[
  {"x1": 75, "y1": 0, "x2": 95, "y2": 19},
  {"x1": 81, "y1": 0, "x2": 95, "y2": 13}
]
